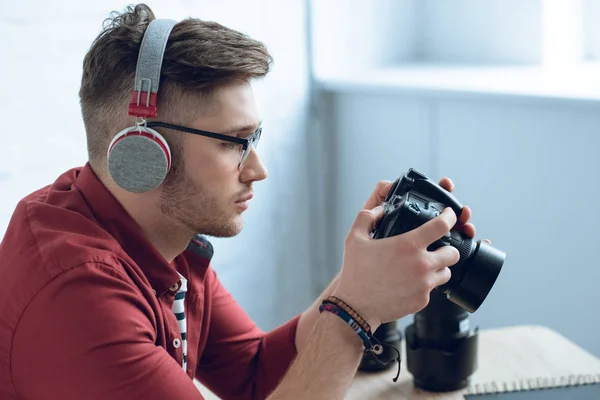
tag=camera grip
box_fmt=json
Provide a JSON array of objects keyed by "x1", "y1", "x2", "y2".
[{"x1": 408, "y1": 170, "x2": 463, "y2": 218}]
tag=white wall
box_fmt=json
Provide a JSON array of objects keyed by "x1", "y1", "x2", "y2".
[
  {"x1": 416, "y1": 0, "x2": 542, "y2": 64},
  {"x1": 312, "y1": 0, "x2": 600, "y2": 70},
  {"x1": 584, "y1": 0, "x2": 600, "y2": 60},
  {"x1": 0, "y1": 0, "x2": 314, "y2": 330},
  {"x1": 310, "y1": 0, "x2": 418, "y2": 75}
]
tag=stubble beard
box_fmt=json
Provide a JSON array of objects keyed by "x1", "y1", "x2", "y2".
[{"x1": 158, "y1": 166, "x2": 243, "y2": 238}]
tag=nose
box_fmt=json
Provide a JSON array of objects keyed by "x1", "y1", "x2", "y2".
[{"x1": 240, "y1": 147, "x2": 268, "y2": 183}]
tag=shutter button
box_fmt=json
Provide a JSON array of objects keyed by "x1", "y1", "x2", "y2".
[
  {"x1": 170, "y1": 283, "x2": 179, "y2": 292},
  {"x1": 173, "y1": 338, "x2": 181, "y2": 348}
]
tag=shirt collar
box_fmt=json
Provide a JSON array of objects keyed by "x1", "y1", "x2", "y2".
[{"x1": 74, "y1": 163, "x2": 180, "y2": 296}]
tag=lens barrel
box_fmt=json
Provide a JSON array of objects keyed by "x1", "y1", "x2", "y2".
[{"x1": 446, "y1": 240, "x2": 505, "y2": 313}]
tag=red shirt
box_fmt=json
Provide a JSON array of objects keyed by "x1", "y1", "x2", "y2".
[{"x1": 0, "y1": 164, "x2": 299, "y2": 400}]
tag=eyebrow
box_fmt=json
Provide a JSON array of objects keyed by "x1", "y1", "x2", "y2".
[{"x1": 221, "y1": 121, "x2": 262, "y2": 136}]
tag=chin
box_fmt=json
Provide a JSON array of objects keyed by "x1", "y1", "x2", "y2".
[
  {"x1": 227, "y1": 218, "x2": 245, "y2": 237},
  {"x1": 200, "y1": 217, "x2": 244, "y2": 238}
]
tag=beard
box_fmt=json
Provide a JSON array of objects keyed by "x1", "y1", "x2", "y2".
[{"x1": 157, "y1": 162, "x2": 244, "y2": 238}]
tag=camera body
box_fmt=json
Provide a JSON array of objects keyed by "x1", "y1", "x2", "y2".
[
  {"x1": 372, "y1": 168, "x2": 504, "y2": 313},
  {"x1": 359, "y1": 168, "x2": 506, "y2": 392}
]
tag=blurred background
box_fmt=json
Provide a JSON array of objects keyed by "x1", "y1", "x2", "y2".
[{"x1": 1, "y1": 0, "x2": 599, "y2": 360}]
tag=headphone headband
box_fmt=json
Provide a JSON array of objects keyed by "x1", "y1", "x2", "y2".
[{"x1": 128, "y1": 19, "x2": 177, "y2": 118}]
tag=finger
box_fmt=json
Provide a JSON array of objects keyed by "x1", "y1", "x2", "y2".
[
  {"x1": 438, "y1": 177, "x2": 454, "y2": 192},
  {"x1": 434, "y1": 267, "x2": 452, "y2": 287},
  {"x1": 430, "y1": 245, "x2": 460, "y2": 269},
  {"x1": 410, "y1": 208, "x2": 457, "y2": 247},
  {"x1": 363, "y1": 180, "x2": 393, "y2": 210},
  {"x1": 459, "y1": 223, "x2": 476, "y2": 238},
  {"x1": 458, "y1": 205, "x2": 471, "y2": 225},
  {"x1": 483, "y1": 239, "x2": 492, "y2": 244},
  {"x1": 349, "y1": 205, "x2": 385, "y2": 236}
]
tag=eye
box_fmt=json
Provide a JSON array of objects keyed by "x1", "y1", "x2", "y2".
[{"x1": 221, "y1": 142, "x2": 244, "y2": 153}]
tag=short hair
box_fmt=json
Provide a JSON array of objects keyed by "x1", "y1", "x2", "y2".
[{"x1": 79, "y1": 3, "x2": 272, "y2": 169}]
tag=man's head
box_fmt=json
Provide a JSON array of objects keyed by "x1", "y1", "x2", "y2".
[{"x1": 79, "y1": 4, "x2": 271, "y2": 237}]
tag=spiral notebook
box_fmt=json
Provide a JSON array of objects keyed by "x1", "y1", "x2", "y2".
[{"x1": 464, "y1": 374, "x2": 600, "y2": 399}]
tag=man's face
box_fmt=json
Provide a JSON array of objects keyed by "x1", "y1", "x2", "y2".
[{"x1": 158, "y1": 82, "x2": 267, "y2": 237}]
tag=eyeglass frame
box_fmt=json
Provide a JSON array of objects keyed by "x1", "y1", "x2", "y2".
[{"x1": 146, "y1": 121, "x2": 262, "y2": 169}]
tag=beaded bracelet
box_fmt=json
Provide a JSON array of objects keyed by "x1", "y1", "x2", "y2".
[
  {"x1": 319, "y1": 297, "x2": 402, "y2": 382},
  {"x1": 322, "y1": 296, "x2": 371, "y2": 334}
]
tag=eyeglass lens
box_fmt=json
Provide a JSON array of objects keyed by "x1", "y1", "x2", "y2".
[{"x1": 239, "y1": 129, "x2": 262, "y2": 167}]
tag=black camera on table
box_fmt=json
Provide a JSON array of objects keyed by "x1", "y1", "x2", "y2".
[{"x1": 358, "y1": 168, "x2": 506, "y2": 392}]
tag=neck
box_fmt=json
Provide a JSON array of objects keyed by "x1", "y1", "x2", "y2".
[
  {"x1": 133, "y1": 210, "x2": 194, "y2": 263},
  {"x1": 99, "y1": 173, "x2": 194, "y2": 263}
]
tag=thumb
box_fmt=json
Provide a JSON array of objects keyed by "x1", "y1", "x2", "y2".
[{"x1": 350, "y1": 205, "x2": 385, "y2": 236}]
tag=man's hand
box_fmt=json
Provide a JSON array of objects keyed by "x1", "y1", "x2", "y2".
[{"x1": 332, "y1": 176, "x2": 479, "y2": 330}]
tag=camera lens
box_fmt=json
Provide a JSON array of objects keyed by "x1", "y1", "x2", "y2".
[
  {"x1": 445, "y1": 240, "x2": 505, "y2": 313},
  {"x1": 415, "y1": 290, "x2": 470, "y2": 344},
  {"x1": 404, "y1": 235, "x2": 505, "y2": 392},
  {"x1": 406, "y1": 291, "x2": 479, "y2": 392}
]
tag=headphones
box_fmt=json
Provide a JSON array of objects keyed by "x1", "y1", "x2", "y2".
[{"x1": 107, "y1": 19, "x2": 177, "y2": 193}]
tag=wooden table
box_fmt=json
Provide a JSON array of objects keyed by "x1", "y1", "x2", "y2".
[
  {"x1": 196, "y1": 325, "x2": 600, "y2": 399},
  {"x1": 346, "y1": 325, "x2": 600, "y2": 399}
]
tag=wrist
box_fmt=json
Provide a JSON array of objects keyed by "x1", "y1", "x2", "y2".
[
  {"x1": 318, "y1": 311, "x2": 364, "y2": 351},
  {"x1": 330, "y1": 290, "x2": 381, "y2": 332},
  {"x1": 319, "y1": 294, "x2": 403, "y2": 383}
]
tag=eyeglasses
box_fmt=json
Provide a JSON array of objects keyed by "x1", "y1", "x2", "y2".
[{"x1": 146, "y1": 121, "x2": 262, "y2": 169}]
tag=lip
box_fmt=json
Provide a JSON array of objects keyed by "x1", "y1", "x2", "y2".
[
  {"x1": 236, "y1": 201, "x2": 249, "y2": 211},
  {"x1": 235, "y1": 193, "x2": 253, "y2": 203}
]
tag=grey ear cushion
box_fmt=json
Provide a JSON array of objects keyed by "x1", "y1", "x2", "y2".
[{"x1": 107, "y1": 135, "x2": 170, "y2": 193}]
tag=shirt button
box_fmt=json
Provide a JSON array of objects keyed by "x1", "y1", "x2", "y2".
[
  {"x1": 173, "y1": 338, "x2": 181, "y2": 348},
  {"x1": 170, "y1": 283, "x2": 179, "y2": 292}
]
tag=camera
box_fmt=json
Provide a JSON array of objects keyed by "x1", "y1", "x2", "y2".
[{"x1": 358, "y1": 168, "x2": 506, "y2": 391}]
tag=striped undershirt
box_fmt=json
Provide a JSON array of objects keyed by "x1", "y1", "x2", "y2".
[{"x1": 172, "y1": 273, "x2": 188, "y2": 372}]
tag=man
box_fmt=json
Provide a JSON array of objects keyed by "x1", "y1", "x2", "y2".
[{"x1": 0, "y1": 4, "x2": 477, "y2": 400}]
